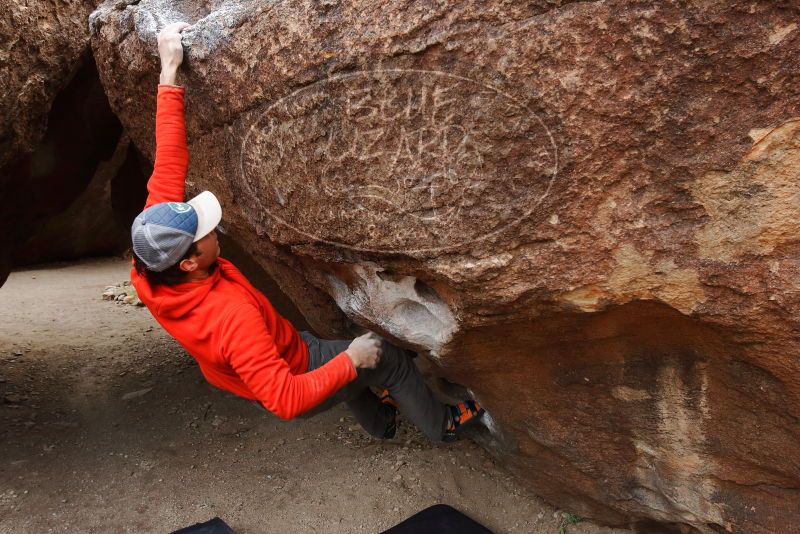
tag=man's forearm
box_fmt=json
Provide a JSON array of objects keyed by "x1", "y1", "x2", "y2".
[
  {"x1": 143, "y1": 85, "x2": 188, "y2": 209},
  {"x1": 141, "y1": 22, "x2": 189, "y2": 209}
]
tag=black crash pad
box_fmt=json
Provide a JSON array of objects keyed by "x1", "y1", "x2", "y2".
[
  {"x1": 168, "y1": 505, "x2": 490, "y2": 534},
  {"x1": 170, "y1": 517, "x2": 234, "y2": 534},
  {"x1": 381, "y1": 504, "x2": 492, "y2": 534}
]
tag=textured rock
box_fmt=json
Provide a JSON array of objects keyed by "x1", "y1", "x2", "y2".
[
  {"x1": 0, "y1": 49, "x2": 142, "y2": 281},
  {"x1": 11, "y1": 135, "x2": 140, "y2": 266},
  {"x1": 0, "y1": 0, "x2": 144, "y2": 282},
  {"x1": 89, "y1": 0, "x2": 800, "y2": 531},
  {"x1": 0, "y1": 0, "x2": 96, "y2": 168}
]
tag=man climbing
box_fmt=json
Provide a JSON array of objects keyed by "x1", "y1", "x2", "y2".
[{"x1": 130, "y1": 22, "x2": 484, "y2": 442}]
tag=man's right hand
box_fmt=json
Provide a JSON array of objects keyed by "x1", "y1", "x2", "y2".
[
  {"x1": 346, "y1": 332, "x2": 383, "y2": 369},
  {"x1": 157, "y1": 22, "x2": 190, "y2": 84}
]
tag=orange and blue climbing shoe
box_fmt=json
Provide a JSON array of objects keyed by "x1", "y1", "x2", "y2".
[
  {"x1": 443, "y1": 400, "x2": 485, "y2": 442},
  {"x1": 378, "y1": 388, "x2": 399, "y2": 409}
]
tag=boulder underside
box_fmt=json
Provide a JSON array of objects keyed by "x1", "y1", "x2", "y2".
[{"x1": 84, "y1": 0, "x2": 800, "y2": 531}]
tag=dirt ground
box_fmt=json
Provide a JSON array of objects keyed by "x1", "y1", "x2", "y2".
[{"x1": 0, "y1": 258, "x2": 629, "y2": 534}]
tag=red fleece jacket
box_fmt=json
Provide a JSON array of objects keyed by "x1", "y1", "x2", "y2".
[{"x1": 131, "y1": 84, "x2": 356, "y2": 419}]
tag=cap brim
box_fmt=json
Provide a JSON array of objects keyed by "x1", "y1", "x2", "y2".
[{"x1": 187, "y1": 191, "x2": 222, "y2": 242}]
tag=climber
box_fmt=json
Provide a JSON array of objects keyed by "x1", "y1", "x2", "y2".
[{"x1": 129, "y1": 22, "x2": 484, "y2": 442}]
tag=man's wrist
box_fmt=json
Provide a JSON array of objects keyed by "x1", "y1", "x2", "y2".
[
  {"x1": 159, "y1": 67, "x2": 178, "y2": 85},
  {"x1": 344, "y1": 350, "x2": 358, "y2": 368}
]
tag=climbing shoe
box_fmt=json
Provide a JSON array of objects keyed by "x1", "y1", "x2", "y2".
[
  {"x1": 377, "y1": 388, "x2": 399, "y2": 409},
  {"x1": 443, "y1": 400, "x2": 485, "y2": 443}
]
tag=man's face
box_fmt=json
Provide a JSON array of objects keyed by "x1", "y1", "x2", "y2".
[{"x1": 194, "y1": 228, "x2": 220, "y2": 270}]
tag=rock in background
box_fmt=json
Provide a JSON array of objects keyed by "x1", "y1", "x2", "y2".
[
  {"x1": 0, "y1": 0, "x2": 147, "y2": 284},
  {"x1": 89, "y1": 0, "x2": 800, "y2": 531},
  {"x1": 0, "y1": 0, "x2": 94, "y2": 170}
]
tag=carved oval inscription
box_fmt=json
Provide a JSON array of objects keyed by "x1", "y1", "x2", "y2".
[{"x1": 240, "y1": 69, "x2": 557, "y2": 253}]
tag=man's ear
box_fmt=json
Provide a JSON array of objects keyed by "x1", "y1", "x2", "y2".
[{"x1": 179, "y1": 257, "x2": 198, "y2": 273}]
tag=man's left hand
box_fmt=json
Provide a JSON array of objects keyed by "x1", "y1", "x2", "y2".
[{"x1": 157, "y1": 22, "x2": 190, "y2": 84}]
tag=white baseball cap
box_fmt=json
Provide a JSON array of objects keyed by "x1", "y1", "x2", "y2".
[
  {"x1": 131, "y1": 191, "x2": 222, "y2": 272},
  {"x1": 187, "y1": 190, "x2": 223, "y2": 242}
]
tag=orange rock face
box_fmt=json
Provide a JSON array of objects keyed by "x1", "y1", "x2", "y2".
[{"x1": 90, "y1": 0, "x2": 800, "y2": 530}]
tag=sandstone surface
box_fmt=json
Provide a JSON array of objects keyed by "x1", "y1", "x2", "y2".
[
  {"x1": 0, "y1": 0, "x2": 96, "y2": 168},
  {"x1": 0, "y1": 0, "x2": 143, "y2": 282},
  {"x1": 89, "y1": 1, "x2": 800, "y2": 531}
]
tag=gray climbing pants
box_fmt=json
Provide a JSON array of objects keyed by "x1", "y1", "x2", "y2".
[{"x1": 297, "y1": 330, "x2": 448, "y2": 442}]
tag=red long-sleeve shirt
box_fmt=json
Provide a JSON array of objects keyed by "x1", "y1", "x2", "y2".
[{"x1": 130, "y1": 84, "x2": 356, "y2": 419}]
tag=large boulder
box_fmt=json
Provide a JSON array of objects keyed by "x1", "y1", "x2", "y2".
[
  {"x1": 89, "y1": 0, "x2": 800, "y2": 531},
  {"x1": 0, "y1": 0, "x2": 96, "y2": 169},
  {"x1": 0, "y1": 0, "x2": 146, "y2": 283}
]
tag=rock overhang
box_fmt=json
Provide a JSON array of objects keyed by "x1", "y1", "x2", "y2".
[{"x1": 88, "y1": 0, "x2": 800, "y2": 530}]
